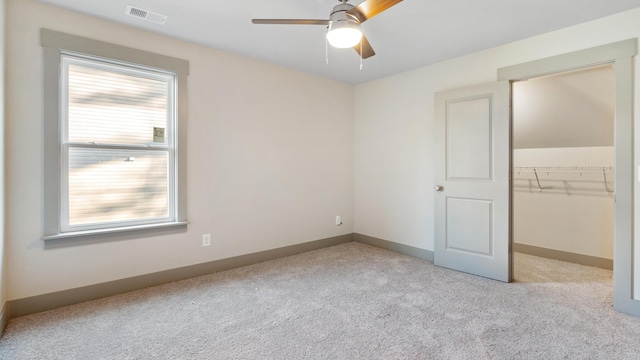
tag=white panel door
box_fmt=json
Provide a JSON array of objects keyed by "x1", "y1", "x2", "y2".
[{"x1": 434, "y1": 81, "x2": 511, "y2": 282}]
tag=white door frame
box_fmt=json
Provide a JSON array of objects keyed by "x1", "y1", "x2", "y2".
[{"x1": 498, "y1": 39, "x2": 638, "y2": 316}]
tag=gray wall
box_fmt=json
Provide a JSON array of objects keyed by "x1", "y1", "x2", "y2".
[{"x1": 1, "y1": 0, "x2": 6, "y2": 312}]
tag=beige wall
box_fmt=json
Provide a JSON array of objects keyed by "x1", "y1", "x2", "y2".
[
  {"x1": 5, "y1": 0, "x2": 354, "y2": 300},
  {"x1": 513, "y1": 147, "x2": 614, "y2": 259},
  {"x1": 353, "y1": 8, "x2": 640, "y2": 297},
  {"x1": 5, "y1": 0, "x2": 640, "y2": 303},
  {"x1": 513, "y1": 65, "x2": 615, "y2": 149}
]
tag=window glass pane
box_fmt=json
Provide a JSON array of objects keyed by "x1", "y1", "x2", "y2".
[
  {"x1": 68, "y1": 148, "x2": 170, "y2": 227},
  {"x1": 66, "y1": 59, "x2": 170, "y2": 146}
]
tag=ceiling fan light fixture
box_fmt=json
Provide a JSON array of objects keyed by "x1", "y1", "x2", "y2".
[
  {"x1": 252, "y1": 0, "x2": 404, "y2": 59},
  {"x1": 327, "y1": 20, "x2": 363, "y2": 48}
]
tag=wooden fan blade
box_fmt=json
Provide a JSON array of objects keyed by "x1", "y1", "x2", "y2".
[
  {"x1": 347, "y1": 0, "x2": 403, "y2": 23},
  {"x1": 252, "y1": 19, "x2": 330, "y2": 25},
  {"x1": 353, "y1": 35, "x2": 375, "y2": 59}
]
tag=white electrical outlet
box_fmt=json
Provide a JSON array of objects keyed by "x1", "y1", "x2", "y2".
[
  {"x1": 336, "y1": 215, "x2": 342, "y2": 226},
  {"x1": 202, "y1": 233, "x2": 211, "y2": 247}
]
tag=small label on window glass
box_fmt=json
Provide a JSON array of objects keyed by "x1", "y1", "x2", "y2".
[{"x1": 153, "y1": 127, "x2": 165, "y2": 143}]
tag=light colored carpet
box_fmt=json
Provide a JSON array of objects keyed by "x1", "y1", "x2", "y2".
[{"x1": 1, "y1": 242, "x2": 639, "y2": 359}]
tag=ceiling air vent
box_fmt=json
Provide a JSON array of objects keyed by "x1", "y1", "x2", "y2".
[{"x1": 125, "y1": 5, "x2": 168, "y2": 25}]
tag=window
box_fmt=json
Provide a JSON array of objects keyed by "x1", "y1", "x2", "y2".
[{"x1": 42, "y1": 29, "x2": 189, "y2": 239}]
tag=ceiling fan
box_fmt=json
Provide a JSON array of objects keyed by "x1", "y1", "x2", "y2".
[{"x1": 251, "y1": 0, "x2": 403, "y2": 59}]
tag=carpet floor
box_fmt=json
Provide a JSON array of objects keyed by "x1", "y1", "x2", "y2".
[{"x1": 1, "y1": 242, "x2": 640, "y2": 359}]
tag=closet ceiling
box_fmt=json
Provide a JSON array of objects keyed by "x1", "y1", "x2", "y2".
[
  {"x1": 36, "y1": 0, "x2": 640, "y2": 84},
  {"x1": 513, "y1": 66, "x2": 615, "y2": 149}
]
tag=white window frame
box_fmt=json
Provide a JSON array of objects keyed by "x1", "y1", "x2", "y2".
[
  {"x1": 41, "y1": 29, "x2": 189, "y2": 240},
  {"x1": 60, "y1": 53, "x2": 177, "y2": 232}
]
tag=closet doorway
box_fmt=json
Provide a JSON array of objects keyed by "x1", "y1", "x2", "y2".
[
  {"x1": 512, "y1": 64, "x2": 615, "y2": 279},
  {"x1": 497, "y1": 39, "x2": 639, "y2": 316}
]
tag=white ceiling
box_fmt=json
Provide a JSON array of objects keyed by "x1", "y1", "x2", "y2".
[{"x1": 36, "y1": 0, "x2": 640, "y2": 84}]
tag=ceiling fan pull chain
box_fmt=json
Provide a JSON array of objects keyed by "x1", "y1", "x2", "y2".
[
  {"x1": 359, "y1": 40, "x2": 363, "y2": 70},
  {"x1": 325, "y1": 36, "x2": 329, "y2": 66}
]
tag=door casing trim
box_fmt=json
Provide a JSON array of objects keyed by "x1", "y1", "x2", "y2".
[{"x1": 498, "y1": 39, "x2": 638, "y2": 316}]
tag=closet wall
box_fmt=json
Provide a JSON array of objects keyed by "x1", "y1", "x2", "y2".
[{"x1": 513, "y1": 65, "x2": 615, "y2": 261}]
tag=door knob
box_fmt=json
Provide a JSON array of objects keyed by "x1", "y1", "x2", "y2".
[{"x1": 434, "y1": 185, "x2": 444, "y2": 192}]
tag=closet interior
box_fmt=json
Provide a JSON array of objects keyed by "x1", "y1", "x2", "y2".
[{"x1": 512, "y1": 64, "x2": 615, "y2": 270}]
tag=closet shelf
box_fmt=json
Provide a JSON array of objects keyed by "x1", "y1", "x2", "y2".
[
  {"x1": 513, "y1": 166, "x2": 614, "y2": 175},
  {"x1": 513, "y1": 166, "x2": 614, "y2": 193}
]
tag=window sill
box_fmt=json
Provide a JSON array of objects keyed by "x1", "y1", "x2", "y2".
[{"x1": 42, "y1": 221, "x2": 189, "y2": 241}]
